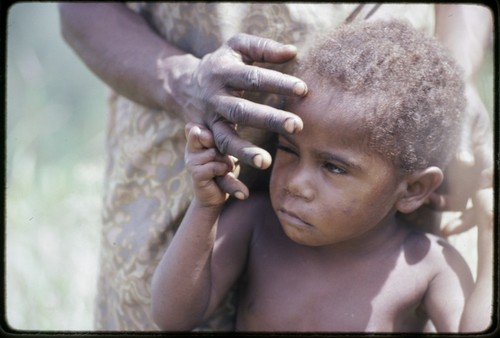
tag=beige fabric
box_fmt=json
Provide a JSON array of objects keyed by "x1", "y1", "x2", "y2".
[{"x1": 94, "y1": 3, "x2": 435, "y2": 331}]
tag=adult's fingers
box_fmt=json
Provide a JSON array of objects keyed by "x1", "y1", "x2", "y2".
[
  {"x1": 215, "y1": 173, "x2": 249, "y2": 200},
  {"x1": 226, "y1": 64, "x2": 308, "y2": 97},
  {"x1": 440, "y1": 210, "x2": 476, "y2": 237},
  {"x1": 213, "y1": 95, "x2": 303, "y2": 135},
  {"x1": 227, "y1": 33, "x2": 298, "y2": 64},
  {"x1": 211, "y1": 119, "x2": 272, "y2": 169},
  {"x1": 440, "y1": 187, "x2": 494, "y2": 237},
  {"x1": 426, "y1": 191, "x2": 471, "y2": 212}
]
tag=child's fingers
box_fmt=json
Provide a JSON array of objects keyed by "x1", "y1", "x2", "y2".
[
  {"x1": 185, "y1": 123, "x2": 247, "y2": 200},
  {"x1": 186, "y1": 148, "x2": 235, "y2": 170},
  {"x1": 185, "y1": 124, "x2": 238, "y2": 171},
  {"x1": 190, "y1": 161, "x2": 231, "y2": 183},
  {"x1": 186, "y1": 123, "x2": 216, "y2": 151},
  {"x1": 186, "y1": 125, "x2": 204, "y2": 151}
]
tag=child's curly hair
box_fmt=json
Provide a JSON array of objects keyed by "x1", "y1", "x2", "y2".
[{"x1": 297, "y1": 20, "x2": 465, "y2": 172}]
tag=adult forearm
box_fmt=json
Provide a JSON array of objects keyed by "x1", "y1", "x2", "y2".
[
  {"x1": 58, "y1": 3, "x2": 188, "y2": 111},
  {"x1": 435, "y1": 4, "x2": 492, "y2": 82},
  {"x1": 460, "y1": 187, "x2": 494, "y2": 332},
  {"x1": 151, "y1": 201, "x2": 223, "y2": 330}
]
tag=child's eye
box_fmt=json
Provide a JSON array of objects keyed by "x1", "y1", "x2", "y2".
[{"x1": 323, "y1": 162, "x2": 346, "y2": 175}]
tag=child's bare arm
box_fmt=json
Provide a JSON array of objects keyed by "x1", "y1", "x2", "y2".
[{"x1": 151, "y1": 124, "x2": 249, "y2": 330}]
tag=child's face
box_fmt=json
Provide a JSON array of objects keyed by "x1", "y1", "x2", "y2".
[{"x1": 270, "y1": 85, "x2": 407, "y2": 248}]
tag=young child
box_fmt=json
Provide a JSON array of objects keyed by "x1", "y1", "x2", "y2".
[{"x1": 151, "y1": 20, "x2": 488, "y2": 332}]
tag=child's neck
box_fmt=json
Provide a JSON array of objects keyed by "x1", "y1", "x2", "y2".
[{"x1": 313, "y1": 215, "x2": 407, "y2": 260}]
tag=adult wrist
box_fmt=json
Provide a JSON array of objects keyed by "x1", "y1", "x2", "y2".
[{"x1": 157, "y1": 52, "x2": 201, "y2": 120}]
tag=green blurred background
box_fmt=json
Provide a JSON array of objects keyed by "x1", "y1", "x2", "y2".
[
  {"x1": 4, "y1": 2, "x2": 495, "y2": 332},
  {"x1": 6, "y1": 3, "x2": 106, "y2": 330}
]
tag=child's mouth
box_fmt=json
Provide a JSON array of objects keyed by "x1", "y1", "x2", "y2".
[{"x1": 278, "y1": 208, "x2": 312, "y2": 228}]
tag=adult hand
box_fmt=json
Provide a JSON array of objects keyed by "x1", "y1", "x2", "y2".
[
  {"x1": 405, "y1": 83, "x2": 493, "y2": 235},
  {"x1": 430, "y1": 4, "x2": 494, "y2": 235},
  {"x1": 158, "y1": 33, "x2": 307, "y2": 168},
  {"x1": 440, "y1": 167, "x2": 494, "y2": 237},
  {"x1": 428, "y1": 84, "x2": 493, "y2": 213}
]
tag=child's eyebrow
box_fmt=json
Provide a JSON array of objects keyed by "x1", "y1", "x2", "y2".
[
  {"x1": 317, "y1": 151, "x2": 362, "y2": 171},
  {"x1": 280, "y1": 133, "x2": 363, "y2": 171}
]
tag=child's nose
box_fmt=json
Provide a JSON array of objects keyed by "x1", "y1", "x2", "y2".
[{"x1": 284, "y1": 167, "x2": 315, "y2": 202}]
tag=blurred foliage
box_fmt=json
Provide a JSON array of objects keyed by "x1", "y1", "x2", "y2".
[{"x1": 6, "y1": 3, "x2": 107, "y2": 330}]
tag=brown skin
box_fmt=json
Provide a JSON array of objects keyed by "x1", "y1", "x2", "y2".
[
  {"x1": 59, "y1": 4, "x2": 492, "y2": 330},
  {"x1": 235, "y1": 197, "x2": 471, "y2": 331},
  {"x1": 151, "y1": 84, "x2": 476, "y2": 332},
  {"x1": 58, "y1": 3, "x2": 492, "y2": 209},
  {"x1": 433, "y1": 5, "x2": 494, "y2": 331},
  {"x1": 58, "y1": 3, "x2": 307, "y2": 197},
  {"x1": 432, "y1": 4, "x2": 493, "y2": 219}
]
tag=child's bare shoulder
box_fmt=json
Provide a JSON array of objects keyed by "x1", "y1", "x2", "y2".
[
  {"x1": 402, "y1": 228, "x2": 470, "y2": 275},
  {"x1": 220, "y1": 192, "x2": 273, "y2": 229},
  {"x1": 224, "y1": 192, "x2": 272, "y2": 215}
]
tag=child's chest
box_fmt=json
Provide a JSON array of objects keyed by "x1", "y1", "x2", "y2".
[{"x1": 236, "y1": 222, "x2": 431, "y2": 332}]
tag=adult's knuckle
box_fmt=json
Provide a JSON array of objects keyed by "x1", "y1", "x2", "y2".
[
  {"x1": 227, "y1": 101, "x2": 248, "y2": 124},
  {"x1": 265, "y1": 113, "x2": 282, "y2": 130},
  {"x1": 275, "y1": 75, "x2": 289, "y2": 92},
  {"x1": 227, "y1": 33, "x2": 248, "y2": 47},
  {"x1": 255, "y1": 38, "x2": 272, "y2": 62},
  {"x1": 245, "y1": 68, "x2": 261, "y2": 90},
  {"x1": 214, "y1": 130, "x2": 232, "y2": 154},
  {"x1": 205, "y1": 94, "x2": 222, "y2": 114}
]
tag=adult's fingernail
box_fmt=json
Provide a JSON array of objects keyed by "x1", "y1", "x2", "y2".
[
  {"x1": 283, "y1": 44, "x2": 297, "y2": 54},
  {"x1": 253, "y1": 154, "x2": 263, "y2": 168},
  {"x1": 283, "y1": 118, "x2": 296, "y2": 134},
  {"x1": 234, "y1": 191, "x2": 246, "y2": 200},
  {"x1": 293, "y1": 82, "x2": 308, "y2": 96},
  {"x1": 284, "y1": 118, "x2": 303, "y2": 134}
]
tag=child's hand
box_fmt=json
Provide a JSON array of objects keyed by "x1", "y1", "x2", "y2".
[{"x1": 185, "y1": 123, "x2": 247, "y2": 207}]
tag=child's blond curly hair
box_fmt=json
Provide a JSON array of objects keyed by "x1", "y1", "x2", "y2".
[{"x1": 297, "y1": 20, "x2": 465, "y2": 172}]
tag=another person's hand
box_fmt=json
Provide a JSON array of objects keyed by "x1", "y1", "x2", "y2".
[
  {"x1": 440, "y1": 167, "x2": 493, "y2": 237},
  {"x1": 429, "y1": 83, "x2": 493, "y2": 211},
  {"x1": 403, "y1": 82, "x2": 493, "y2": 235},
  {"x1": 457, "y1": 175, "x2": 493, "y2": 333},
  {"x1": 60, "y1": 4, "x2": 305, "y2": 198},
  {"x1": 159, "y1": 33, "x2": 308, "y2": 171},
  {"x1": 185, "y1": 123, "x2": 247, "y2": 207},
  {"x1": 427, "y1": 81, "x2": 493, "y2": 237}
]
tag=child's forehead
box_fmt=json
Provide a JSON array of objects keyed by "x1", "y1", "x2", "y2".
[
  {"x1": 288, "y1": 83, "x2": 377, "y2": 128},
  {"x1": 285, "y1": 82, "x2": 397, "y2": 162},
  {"x1": 289, "y1": 94, "x2": 369, "y2": 146}
]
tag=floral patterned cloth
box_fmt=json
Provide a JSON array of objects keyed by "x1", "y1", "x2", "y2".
[{"x1": 94, "y1": 3, "x2": 435, "y2": 331}]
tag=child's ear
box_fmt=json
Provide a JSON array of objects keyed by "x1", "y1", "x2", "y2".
[{"x1": 396, "y1": 167, "x2": 443, "y2": 214}]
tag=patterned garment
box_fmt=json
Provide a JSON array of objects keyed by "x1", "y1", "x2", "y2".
[{"x1": 94, "y1": 3, "x2": 434, "y2": 331}]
